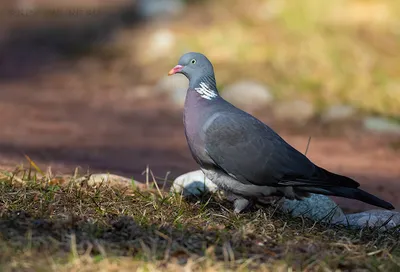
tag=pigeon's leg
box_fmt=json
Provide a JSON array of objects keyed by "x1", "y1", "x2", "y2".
[
  {"x1": 233, "y1": 197, "x2": 254, "y2": 213},
  {"x1": 225, "y1": 192, "x2": 254, "y2": 213}
]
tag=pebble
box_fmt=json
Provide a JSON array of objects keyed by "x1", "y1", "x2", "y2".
[
  {"x1": 321, "y1": 105, "x2": 356, "y2": 123},
  {"x1": 170, "y1": 170, "x2": 218, "y2": 196},
  {"x1": 363, "y1": 117, "x2": 400, "y2": 134},
  {"x1": 156, "y1": 74, "x2": 188, "y2": 107},
  {"x1": 145, "y1": 29, "x2": 176, "y2": 60},
  {"x1": 333, "y1": 209, "x2": 400, "y2": 230},
  {"x1": 74, "y1": 173, "x2": 146, "y2": 189},
  {"x1": 222, "y1": 81, "x2": 273, "y2": 112},
  {"x1": 136, "y1": 0, "x2": 185, "y2": 20},
  {"x1": 272, "y1": 100, "x2": 315, "y2": 124},
  {"x1": 279, "y1": 194, "x2": 345, "y2": 223}
]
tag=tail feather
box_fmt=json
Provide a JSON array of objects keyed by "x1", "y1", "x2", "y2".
[
  {"x1": 320, "y1": 167, "x2": 360, "y2": 188},
  {"x1": 280, "y1": 167, "x2": 360, "y2": 188},
  {"x1": 299, "y1": 186, "x2": 394, "y2": 210}
]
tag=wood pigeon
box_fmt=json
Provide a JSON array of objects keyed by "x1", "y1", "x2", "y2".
[{"x1": 168, "y1": 52, "x2": 395, "y2": 213}]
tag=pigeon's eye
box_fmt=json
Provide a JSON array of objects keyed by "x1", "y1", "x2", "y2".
[{"x1": 190, "y1": 59, "x2": 196, "y2": 64}]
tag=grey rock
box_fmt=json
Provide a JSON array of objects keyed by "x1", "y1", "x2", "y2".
[
  {"x1": 321, "y1": 105, "x2": 356, "y2": 123},
  {"x1": 334, "y1": 210, "x2": 400, "y2": 230},
  {"x1": 170, "y1": 87, "x2": 187, "y2": 107},
  {"x1": 272, "y1": 100, "x2": 315, "y2": 124},
  {"x1": 364, "y1": 117, "x2": 400, "y2": 134},
  {"x1": 74, "y1": 173, "x2": 146, "y2": 189},
  {"x1": 136, "y1": 0, "x2": 185, "y2": 20},
  {"x1": 157, "y1": 74, "x2": 188, "y2": 107},
  {"x1": 222, "y1": 81, "x2": 273, "y2": 112},
  {"x1": 279, "y1": 194, "x2": 345, "y2": 223},
  {"x1": 16, "y1": 0, "x2": 36, "y2": 13},
  {"x1": 125, "y1": 85, "x2": 154, "y2": 100},
  {"x1": 170, "y1": 170, "x2": 218, "y2": 196},
  {"x1": 146, "y1": 29, "x2": 176, "y2": 60}
]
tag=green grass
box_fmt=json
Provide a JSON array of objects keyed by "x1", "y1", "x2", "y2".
[{"x1": 0, "y1": 168, "x2": 399, "y2": 271}]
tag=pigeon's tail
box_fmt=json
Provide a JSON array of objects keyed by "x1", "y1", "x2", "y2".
[{"x1": 298, "y1": 186, "x2": 395, "y2": 210}]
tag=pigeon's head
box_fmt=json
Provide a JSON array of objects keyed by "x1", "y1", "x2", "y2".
[{"x1": 168, "y1": 52, "x2": 215, "y2": 82}]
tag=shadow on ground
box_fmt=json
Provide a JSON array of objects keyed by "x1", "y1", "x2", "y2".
[{"x1": 0, "y1": 184, "x2": 397, "y2": 271}]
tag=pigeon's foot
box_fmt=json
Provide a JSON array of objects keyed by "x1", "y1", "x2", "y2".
[
  {"x1": 233, "y1": 197, "x2": 254, "y2": 214},
  {"x1": 223, "y1": 191, "x2": 254, "y2": 213}
]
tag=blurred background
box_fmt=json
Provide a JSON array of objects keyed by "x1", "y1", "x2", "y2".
[{"x1": 0, "y1": 0, "x2": 399, "y2": 212}]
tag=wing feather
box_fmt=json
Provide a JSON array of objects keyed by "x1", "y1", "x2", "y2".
[{"x1": 204, "y1": 110, "x2": 316, "y2": 186}]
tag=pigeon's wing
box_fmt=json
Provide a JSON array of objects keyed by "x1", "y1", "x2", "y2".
[
  {"x1": 203, "y1": 110, "x2": 314, "y2": 186},
  {"x1": 204, "y1": 110, "x2": 359, "y2": 188}
]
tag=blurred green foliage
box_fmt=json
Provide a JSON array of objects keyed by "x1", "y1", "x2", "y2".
[
  {"x1": 162, "y1": 0, "x2": 400, "y2": 117},
  {"x1": 3, "y1": 0, "x2": 399, "y2": 117}
]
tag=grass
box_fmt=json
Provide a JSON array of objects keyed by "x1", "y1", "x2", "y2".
[{"x1": 0, "y1": 167, "x2": 399, "y2": 271}]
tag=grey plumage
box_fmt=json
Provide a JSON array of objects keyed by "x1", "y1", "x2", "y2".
[{"x1": 168, "y1": 52, "x2": 395, "y2": 213}]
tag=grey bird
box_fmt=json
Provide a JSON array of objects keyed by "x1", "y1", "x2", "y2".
[{"x1": 168, "y1": 52, "x2": 395, "y2": 213}]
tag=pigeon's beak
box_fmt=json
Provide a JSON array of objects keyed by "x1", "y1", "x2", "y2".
[{"x1": 168, "y1": 65, "x2": 183, "y2": 76}]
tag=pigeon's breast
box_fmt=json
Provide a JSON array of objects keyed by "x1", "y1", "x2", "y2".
[
  {"x1": 183, "y1": 89, "x2": 216, "y2": 167},
  {"x1": 183, "y1": 106, "x2": 207, "y2": 165}
]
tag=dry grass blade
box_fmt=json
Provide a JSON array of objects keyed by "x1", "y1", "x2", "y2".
[
  {"x1": 304, "y1": 136, "x2": 312, "y2": 156},
  {"x1": 24, "y1": 154, "x2": 45, "y2": 176},
  {"x1": 150, "y1": 169, "x2": 163, "y2": 198}
]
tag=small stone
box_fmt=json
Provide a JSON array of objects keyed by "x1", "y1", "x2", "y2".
[
  {"x1": 126, "y1": 85, "x2": 154, "y2": 100},
  {"x1": 171, "y1": 170, "x2": 218, "y2": 196},
  {"x1": 272, "y1": 100, "x2": 315, "y2": 124},
  {"x1": 321, "y1": 105, "x2": 356, "y2": 123},
  {"x1": 279, "y1": 194, "x2": 345, "y2": 223},
  {"x1": 75, "y1": 173, "x2": 146, "y2": 189},
  {"x1": 334, "y1": 210, "x2": 400, "y2": 230},
  {"x1": 170, "y1": 88, "x2": 187, "y2": 107},
  {"x1": 136, "y1": 0, "x2": 185, "y2": 20},
  {"x1": 145, "y1": 29, "x2": 176, "y2": 60},
  {"x1": 222, "y1": 81, "x2": 273, "y2": 112},
  {"x1": 16, "y1": 0, "x2": 34, "y2": 13},
  {"x1": 363, "y1": 117, "x2": 400, "y2": 134},
  {"x1": 156, "y1": 74, "x2": 188, "y2": 107}
]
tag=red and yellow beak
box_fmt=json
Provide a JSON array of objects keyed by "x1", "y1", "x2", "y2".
[{"x1": 168, "y1": 65, "x2": 183, "y2": 76}]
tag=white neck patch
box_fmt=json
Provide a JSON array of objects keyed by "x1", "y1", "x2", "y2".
[{"x1": 194, "y1": 82, "x2": 218, "y2": 100}]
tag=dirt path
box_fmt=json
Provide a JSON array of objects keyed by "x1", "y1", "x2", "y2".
[{"x1": 0, "y1": 65, "x2": 398, "y2": 213}]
